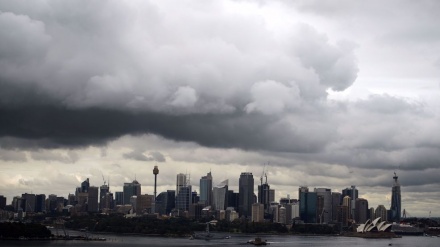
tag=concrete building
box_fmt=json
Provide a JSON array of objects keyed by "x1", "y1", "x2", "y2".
[
  {"x1": 342, "y1": 196, "x2": 351, "y2": 219},
  {"x1": 279, "y1": 206, "x2": 287, "y2": 224},
  {"x1": 136, "y1": 194, "x2": 154, "y2": 214},
  {"x1": 375, "y1": 205, "x2": 388, "y2": 221},
  {"x1": 176, "y1": 185, "x2": 192, "y2": 212},
  {"x1": 314, "y1": 188, "x2": 332, "y2": 223},
  {"x1": 87, "y1": 186, "x2": 99, "y2": 212},
  {"x1": 331, "y1": 192, "x2": 341, "y2": 222},
  {"x1": 21, "y1": 193, "x2": 36, "y2": 212},
  {"x1": 176, "y1": 173, "x2": 187, "y2": 196},
  {"x1": 115, "y1": 192, "x2": 124, "y2": 206},
  {"x1": 35, "y1": 194, "x2": 46, "y2": 212}
]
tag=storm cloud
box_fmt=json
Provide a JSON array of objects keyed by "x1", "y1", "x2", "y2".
[{"x1": 0, "y1": 0, "x2": 439, "y2": 216}]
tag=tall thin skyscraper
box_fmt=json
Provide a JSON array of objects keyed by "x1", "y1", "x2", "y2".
[
  {"x1": 199, "y1": 172, "x2": 213, "y2": 206},
  {"x1": 390, "y1": 172, "x2": 401, "y2": 222},
  {"x1": 239, "y1": 172, "x2": 254, "y2": 218},
  {"x1": 123, "y1": 180, "x2": 141, "y2": 205},
  {"x1": 212, "y1": 179, "x2": 228, "y2": 210},
  {"x1": 176, "y1": 173, "x2": 186, "y2": 196}
]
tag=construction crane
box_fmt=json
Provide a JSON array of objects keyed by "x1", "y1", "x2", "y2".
[{"x1": 102, "y1": 174, "x2": 106, "y2": 186}]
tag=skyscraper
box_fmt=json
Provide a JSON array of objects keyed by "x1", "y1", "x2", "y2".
[
  {"x1": 123, "y1": 180, "x2": 141, "y2": 205},
  {"x1": 354, "y1": 198, "x2": 368, "y2": 224},
  {"x1": 212, "y1": 179, "x2": 228, "y2": 210},
  {"x1": 176, "y1": 173, "x2": 186, "y2": 196},
  {"x1": 21, "y1": 193, "x2": 36, "y2": 212},
  {"x1": 390, "y1": 172, "x2": 401, "y2": 222},
  {"x1": 375, "y1": 205, "x2": 387, "y2": 221},
  {"x1": 258, "y1": 183, "x2": 270, "y2": 212},
  {"x1": 88, "y1": 186, "x2": 99, "y2": 212},
  {"x1": 239, "y1": 172, "x2": 254, "y2": 218},
  {"x1": 251, "y1": 203, "x2": 264, "y2": 222},
  {"x1": 299, "y1": 190, "x2": 317, "y2": 223},
  {"x1": 199, "y1": 172, "x2": 213, "y2": 206},
  {"x1": 314, "y1": 188, "x2": 332, "y2": 223},
  {"x1": 0, "y1": 195, "x2": 6, "y2": 209}
]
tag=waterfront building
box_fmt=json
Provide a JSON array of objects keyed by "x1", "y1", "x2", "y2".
[
  {"x1": 369, "y1": 207, "x2": 375, "y2": 221},
  {"x1": 342, "y1": 195, "x2": 351, "y2": 219},
  {"x1": 212, "y1": 179, "x2": 228, "y2": 210},
  {"x1": 123, "y1": 180, "x2": 141, "y2": 205},
  {"x1": 354, "y1": 198, "x2": 369, "y2": 224},
  {"x1": 238, "y1": 172, "x2": 254, "y2": 218},
  {"x1": 199, "y1": 172, "x2": 213, "y2": 206},
  {"x1": 251, "y1": 203, "x2": 264, "y2": 222},
  {"x1": 390, "y1": 172, "x2": 401, "y2": 222},
  {"x1": 337, "y1": 205, "x2": 349, "y2": 226}
]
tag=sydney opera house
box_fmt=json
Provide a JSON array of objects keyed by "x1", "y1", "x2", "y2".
[{"x1": 356, "y1": 217, "x2": 392, "y2": 233}]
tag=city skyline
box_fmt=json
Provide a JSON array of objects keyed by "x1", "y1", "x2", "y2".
[{"x1": 1, "y1": 0, "x2": 440, "y2": 218}]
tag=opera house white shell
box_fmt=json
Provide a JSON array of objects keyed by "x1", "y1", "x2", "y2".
[{"x1": 356, "y1": 217, "x2": 392, "y2": 233}]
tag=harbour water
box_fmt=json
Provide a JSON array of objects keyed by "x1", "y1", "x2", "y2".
[{"x1": 1, "y1": 234, "x2": 439, "y2": 247}]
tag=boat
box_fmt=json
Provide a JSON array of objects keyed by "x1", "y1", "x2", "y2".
[
  {"x1": 247, "y1": 237, "x2": 267, "y2": 245},
  {"x1": 192, "y1": 222, "x2": 214, "y2": 240}
]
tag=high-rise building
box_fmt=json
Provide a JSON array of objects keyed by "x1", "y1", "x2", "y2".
[
  {"x1": 369, "y1": 207, "x2": 375, "y2": 221},
  {"x1": 212, "y1": 179, "x2": 228, "y2": 210},
  {"x1": 298, "y1": 186, "x2": 309, "y2": 200},
  {"x1": 35, "y1": 194, "x2": 46, "y2": 212},
  {"x1": 176, "y1": 173, "x2": 186, "y2": 196},
  {"x1": 238, "y1": 172, "x2": 254, "y2": 218},
  {"x1": 136, "y1": 194, "x2": 154, "y2": 214},
  {"x1": 156, "y1": 190, "x2": 175, "y2": 215},
  {"x1": 258, "y1": 182, "x2": 270, "y2": 213},
  {"x1": 337, "y1": 205, "x2": 349, "y2": 226},
  {"x1": 99, "y1": 184, "x2": 109, "y2": 210},
  {"x1": 342, "y1": 195, "x2": 351, "y2": 219},
  {"x1": 314, "y1": 188, "x2": 332, "y2": 223},
  {"x1": 390, "y1": 172, "x2": 401, "y2": 222},
  {"x1": 354, "y1": 198, "x2": 368, "y2": 224},
  {"x1": 176, "y1": 185, "x2": 192, "y2": 212},
  {"x1": 279, "y1": 206, "x2": 287, "y2": 224},
  {"x1": 300, "y1": 191, "x2": 317, "y2": 223},
  {"x1": 101, "y1": 192, "x2": 114, "y2": 210},
  {"x1": 375, "y1": 205, "x2": 387, "y2": 221},
  {"x1": 342, "y1": 186, "x2": 358, "y2": 219},
  {"x1": 0, "y1": 195, "x2": 6, "y2": 209},
  {"x1": 81, "y1": 178, "x2": 90, "y2": 193},
  {"x1": 123, "y1": 180, "x2": 141, "y2": 205},
  {"x1": 331, "y1": 192, "x2": 341, "y2": 222},
  {"x1": 251, "y1": 203, "x2": 264, "y2": 222},
  {"x1": 227, "y1": 190, "x2": 239, "y2": 210},
  {"x1": 21, "y1": 193, "x2": 36, "y2": 212},
  {"x1": 115, "y1": 192, "x2": 124, "y2": 205},
  {"x1": 88, "y1": 186, "x2": 99, "y2": 212},
  {"x1": 269, "y1": 189, "x2": 275, "y2": 203},
  {"x1": 199, "y1": 172, "x2": 213, "y2": 206}
]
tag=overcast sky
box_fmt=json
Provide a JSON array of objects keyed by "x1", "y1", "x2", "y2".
[{"x1": 1, "y1": 0, "x2": 439, "y2": 217}]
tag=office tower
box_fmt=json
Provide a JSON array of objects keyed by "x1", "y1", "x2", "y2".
[
  {"x1": 153, "y1": 166, "x2": 159, "y2": 200},
  {"x1": 227, "y1": 190, "x2": 239, "y2": 210},
  {"x1": 279, "y1": 206, "x2": 287, "y2": 224},
  {"x1": 331, "y1": 192, "x2": 341, "y2": 222},
  {"x1": 67, "y1": 193, "x2": 75, "y2": 206},
  {"x1": 212, "y1": 179, "x2": 228, "y2": 210},
  {"x1": 88, "y1": 186, "x2": 99, "y2": 212},
  {"x1": 258, "y1": 179, "x2": 270, "y2": 212},
  {"x1": 21, "y1": 193, "x2": 36, "y2": 212},
  {"x1": 101, "y1": 192, "x2": 114, "y2": 210},
  {"x1": 136, "y1": 194, "x2": 154, "y2": 214},
  {"x1": 99, "y1": 183, "x2": 109, "y2": 210},
  {"x1": 123, "y1": 180, "x2": 141, "y2": 205},
  {"x1": 0, "y1": 195, "x2": 6, "y2": 209},
  {"x1": 342, "y1": 195, "x2": 351, "y2": 219},
  {"x1": 238, "y1": 172, "x2": 254, "y2": 218},
  {"x1": 298, "y1": 186, "x2": 309, "y2": 200},
  {"x1": 390, "y1": 172, "x2": 401, "y2": 222},
  {"x1": 176, "y1": 185, "x2": 192, "y2": 212},
  {"x1": 270, "y1": 202, "x2": 279, "y2": 222},
  {"x1": 375, "y1": 205, "x2": 388, "y2": 221},
  {"x1": 35, "y1": 194, "x2": 46, "y2": 212},
  {"x1": 156, "y1": 190, "x2": 175, "y2": 215},
  {"x1": 269, "y1": 189, "x2": 275, "y2": 203},
  {"x1": 314, "y1": 188, "x2": 332, "y2": 223},
  {"x1": 115, "y1": 192, "x2": 124, "y2": 205},
  {"x1": 354, "y1": 198, "x2": 368, "y2": 224},
  {"x1": 81, "y1": 178, "x2": 90, "y2": 192},
  {"x1": 47, "y1": 194, "x2": 58, "y2": 212},
  {"x1": 286, "y1": 201, "x2": 300, "y2": 222},
  {"x1": 337, "y1": 205, "x2": 349, "y2": 226},
  {"x1": 176, "y1": 173, "x2": 186, "y2": 196},
  {"x1": 251, "y1": 203, "x2": 264, "y2": 222},
  {"x1": 199, "y1": 172, "x2": 213, "y2": 206},
  {"x1": 342, "y1": 186, "x2": 358, "y2": 218},
  {"x1": 369, "y1": 207, "x2": 375, "y2": 221},
  {"x1": 300, "y1": 191, "x2": 317, "y2": 223}
]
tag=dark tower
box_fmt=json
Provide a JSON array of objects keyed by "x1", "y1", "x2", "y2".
[
  {"x1": 153, "y1": 166, "x2": 159, "y2": 201},
  {"x1": 390, "y1": 172, "x2": 401, "y2": 222}
]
